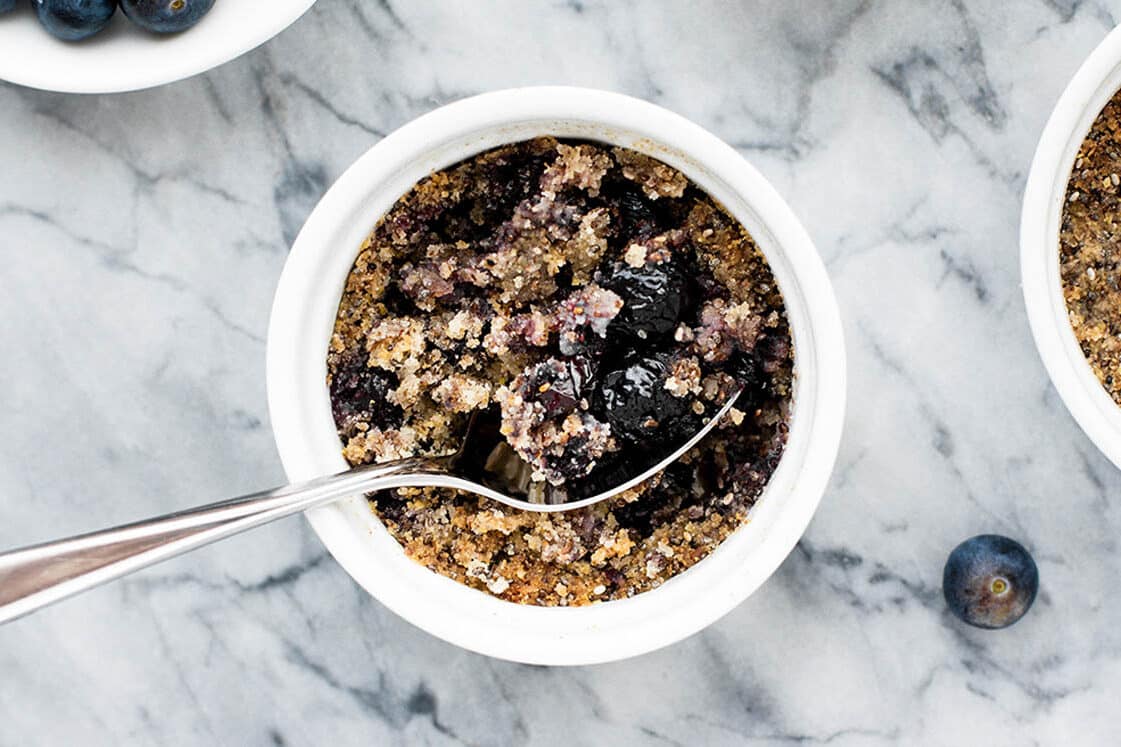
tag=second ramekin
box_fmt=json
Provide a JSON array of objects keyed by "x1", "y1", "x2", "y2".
[{"x1": 1022, "y1": 25, "x2": 1121, "y2": 470}]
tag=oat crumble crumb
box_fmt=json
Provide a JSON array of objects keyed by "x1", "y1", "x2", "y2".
[{"x1": 1062, "y1": 90, "x2": 1121, "y2": 405}]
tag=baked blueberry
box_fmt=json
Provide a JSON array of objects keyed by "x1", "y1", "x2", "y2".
[
  {"x1": 602, "y1": 260, "x2": 690, "y2": 341},
  {"x1": 120, "y1": 0, "x2": 213, "y2": 33},
  {"x1": 515, "y1": 356, "x2": 594, "y2": 417},
  {"x1": 727, "y1": 348, "x2": 763, "y2": 389},
  {"x1": 329, "y1": 354, "x2": 402, "y2": 436},
  {"x1": 539, "y1": 431, "x2": 606, "y2": 484},
  {"x1": 596, "y1": 355, "x2": 693, "y2": 443},
  {"x1": 608, "y1": 186, "x2": 659, "y2": 240},
  {"x1": 943, "y1": 534, "x2": 1039, "y2": 629},
  {"x1": 33, "y1": 0, "x2": 117, "y2": 40}
]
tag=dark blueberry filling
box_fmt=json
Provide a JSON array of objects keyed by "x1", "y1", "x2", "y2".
[
  {"x1": 516, "y1": 357, "x2": 595, "y2": 417},
  {"x1": 595, "y1": 354, "x2": 696, "y2": 445},
  {"x1": 601, "y1": 259, "x2": 694, "y2": 343},
  {"x1": 329, "y1": 352, "x2": 402, "y2": 437}
]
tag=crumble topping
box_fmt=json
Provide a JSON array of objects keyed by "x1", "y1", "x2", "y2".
[{"x1": 1063, "y1": 89, "x2": 1121, "y2": 403}]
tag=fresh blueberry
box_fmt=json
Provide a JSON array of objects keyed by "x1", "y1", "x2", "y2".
[
  {"x1": 120, "y1": 0, "x2": 213, "y2": 33},
  {"x1": 33, "y1": 0, "x2": 117, "y2": 41},
  {"x1": 602, "y1": 260, "x2": 690, "y2": 342},
  {"x1": 595, "y1": 355, "x2": 693, "y2": 444},
  {"x1": 943, "y1": 534, "x2": 1039, "y2": 629},
  {"x1": 0, "y1": 0, "x2": 16, "y2": 14}
]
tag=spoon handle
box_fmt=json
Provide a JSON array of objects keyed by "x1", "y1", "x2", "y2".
[{"x1": 0, "y1": 457, "x2": 446, "y2": 625}]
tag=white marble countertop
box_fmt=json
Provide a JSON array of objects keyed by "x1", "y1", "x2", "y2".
[{"x1": 1, "y1": 1, "x2": 1119, "y2": 743}]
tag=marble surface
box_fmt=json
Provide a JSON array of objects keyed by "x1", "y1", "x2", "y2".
[{"x1": 1, "y1": 0, "x2": 1120, "y2": 743}]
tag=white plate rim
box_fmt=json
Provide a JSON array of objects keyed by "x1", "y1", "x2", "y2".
[{"x1": 0, "y1": 0, "x2": 318, "y2": 94}]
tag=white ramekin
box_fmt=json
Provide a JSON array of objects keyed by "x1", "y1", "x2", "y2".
[
  {"x1": 1022, "y1": 27, "x2": 1121, "y2": 470},
  {"x1": 266, "y1": 87, "x2": 846, "y2": 665}
]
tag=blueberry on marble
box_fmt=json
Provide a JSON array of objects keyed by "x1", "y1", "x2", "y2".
[
  {"x1": 595, "y1": 355, "x2": 692, "y2": 443},
  {"x1": 943, "y1": 534, "x2": 1038, "y2": 629},
  {"x1": 120, "y1": 0, "x2": 213, "y2": 33},
  {"x1": 33, "y1": 0, "x2": 117, "y2": 41}
]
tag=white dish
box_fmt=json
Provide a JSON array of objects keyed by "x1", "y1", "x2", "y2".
[
  {"x1": 266, "y1": 87, "x2": 847, "y2": 665},
  {"x1": 1022, "y1": 25, "x2": 1121, "y2": 470},
  {"x1": 0, "y1": 0, "x2": 317, "y2": 94}
]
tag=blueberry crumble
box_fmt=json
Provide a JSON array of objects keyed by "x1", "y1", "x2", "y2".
[{"x1": 327, "y1": 137, "x2": 793, "y2": 605}]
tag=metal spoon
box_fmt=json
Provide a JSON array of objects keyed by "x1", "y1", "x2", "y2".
[{"x1": 0, "y1": 392, "x2": 740, "y2": 625}]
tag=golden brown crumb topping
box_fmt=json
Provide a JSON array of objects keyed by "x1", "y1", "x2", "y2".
[{"x1": 1063, "y1": 90, "x2": 1121, "y2": 403}]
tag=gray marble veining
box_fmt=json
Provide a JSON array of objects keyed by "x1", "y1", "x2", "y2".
[{"x1": 2, "y1": 0, "x2": 1120, "y2": 743}]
